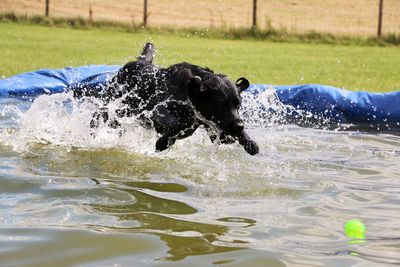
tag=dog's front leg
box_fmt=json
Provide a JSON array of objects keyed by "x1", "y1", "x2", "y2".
[
  {"x1": 152, "y1": 115, "x2": 188, "y2": 152},
  {"x1": 152, "y1": 108, "x2": 179, "y2": 152},
  {"x1": 152, "y1": 102, "x2": 198, "y2": 152},
  {"x1": 155, "y1": 123, "x2": 197, "y2": 152},
  {"x1": 237, "y1": 131, "x2": 259, "y2": 155},
  {"x1": 155, "y1": 122, "x2": 197, "y2": 152}
]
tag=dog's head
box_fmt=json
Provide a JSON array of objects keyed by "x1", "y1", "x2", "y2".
[{"x1": 187, "y1": 74, "x2": 250, "y2": 136}]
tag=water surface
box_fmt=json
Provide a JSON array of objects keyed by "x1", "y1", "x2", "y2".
[{"x1": 0, "y1": 92, "x2": 399, "y2": 266}]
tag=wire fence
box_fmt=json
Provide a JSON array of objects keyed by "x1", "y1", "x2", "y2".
[{"x1": 1, "y1": 0, "x2": 399, "y2": 37}]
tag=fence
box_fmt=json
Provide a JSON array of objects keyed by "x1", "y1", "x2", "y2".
[{"x1": 0, "y1": 0, "x2": 399, "y2": 37}]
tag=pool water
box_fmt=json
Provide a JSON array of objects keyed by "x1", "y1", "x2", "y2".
[{"x1": 0, "y1": 91, "x2": 399, "y2": 266}]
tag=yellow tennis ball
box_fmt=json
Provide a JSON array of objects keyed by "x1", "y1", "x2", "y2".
[{"x1": 345, "y1": 219, "x2": 366, "y2": 239}]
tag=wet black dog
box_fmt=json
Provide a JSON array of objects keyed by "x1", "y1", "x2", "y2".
[{"x1": 78, "y1": 43, "x2": 259, "y2": 155}]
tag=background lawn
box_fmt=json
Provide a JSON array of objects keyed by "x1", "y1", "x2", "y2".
[{"x1": 1, "y1": 23, "x2": 399, "y2": 92}]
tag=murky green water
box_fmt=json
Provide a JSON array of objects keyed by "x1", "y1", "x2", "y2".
[{"x1": 0, "y1": 94, "x2": 399, "y2": 266}]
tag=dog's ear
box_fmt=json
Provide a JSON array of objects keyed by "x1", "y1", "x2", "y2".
[
  {"x1": 236, "y1": 77, "x2": 250, "y2": 93},
  {"x1": 188, "y1": 76, "x2": 204, "y2": 95}
]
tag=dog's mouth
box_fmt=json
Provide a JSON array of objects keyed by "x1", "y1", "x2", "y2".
[
  {"x1": 199, "y1": 114, "x2": 244, "y2": 137},
  {"x1": 217, "y1": 121, "x2": 244, "y2": 137}
]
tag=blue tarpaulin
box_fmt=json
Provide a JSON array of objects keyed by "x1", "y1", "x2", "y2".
[
  {"x1": 0, "y1": 65, "x2": 120, "y2": 97},
  {"x1": 1, "y1": 65, "x2": 399, "y2": 129}
]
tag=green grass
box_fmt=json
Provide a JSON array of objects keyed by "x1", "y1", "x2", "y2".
[{"x1": 1, "y1": 22, "x2": 399, "y2": 92}]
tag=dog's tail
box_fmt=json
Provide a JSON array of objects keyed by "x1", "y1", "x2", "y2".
[{"x1": 137, "y1": 42, "x2": 155, "y2": 63}]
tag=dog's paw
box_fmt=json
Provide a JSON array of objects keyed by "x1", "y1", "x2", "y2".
[
  {"x1": 155, "y1": 138, "x2": 169, "y2": 152},
  {"x1": 155, "y1": 136, "x2": 176, "y2": 152},
  {"x1": 243, "y1": 139, "x2": 259, "y2": 155}
]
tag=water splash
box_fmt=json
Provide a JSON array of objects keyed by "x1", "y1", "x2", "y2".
[
  {"x1": 0, "y1": 92, "x2": 159, "y2": 154},
  {"x1": 0, "y1": 86, "x2": 342, "y2": 169},
  {"x1": 241, "y1": 86, "x2": 336, "y2": 130}
]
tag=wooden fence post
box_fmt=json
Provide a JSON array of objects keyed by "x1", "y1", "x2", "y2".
[
  {"x1": 377, "y1": 0, "x2": 384, "y2": 37},
  {"x1": 45, "y1": 0, "x2": 50, "y2": 17},
  {"x1": 252, "y1": 0, "x2": 257, "y2": 29},
  {"x1": 143, "y1": 0, "x2": 148, "y2": 27},
  {"x1": 89, "y1": 4, "x2": 93, "y2": 23}
]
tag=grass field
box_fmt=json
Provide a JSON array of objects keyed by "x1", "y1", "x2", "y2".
[
  {"x1": 1, "y1": 0, "x2": 400, "y2": 36},
  {"x1": 1, "y1": 23, "x2": 399, "y2": 92}
]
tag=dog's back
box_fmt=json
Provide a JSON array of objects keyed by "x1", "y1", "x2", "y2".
[{"x1": 106, "y1": 45, "x2": 216, "y2": 117}]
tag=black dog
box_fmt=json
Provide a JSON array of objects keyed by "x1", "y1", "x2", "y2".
[{"x1": 77, "y1": 43, "x2": 259, "y2": 155}]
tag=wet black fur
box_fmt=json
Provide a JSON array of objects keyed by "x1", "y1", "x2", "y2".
[{"x1": 77, "y1": 43, "x2": 259, "y2": 155}]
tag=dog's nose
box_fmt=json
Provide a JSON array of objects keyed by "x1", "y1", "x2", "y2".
[{"x1": 231, "y1": 121, "x2": 244, "y2": 135}]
